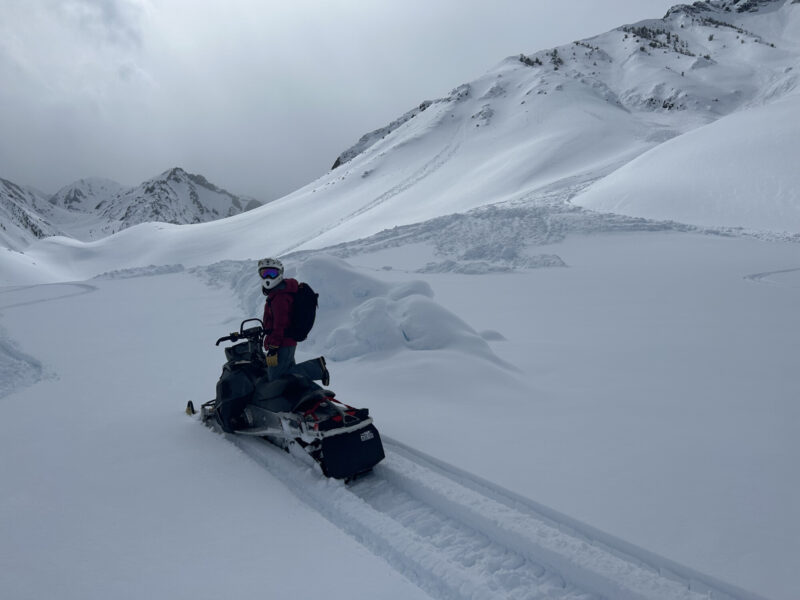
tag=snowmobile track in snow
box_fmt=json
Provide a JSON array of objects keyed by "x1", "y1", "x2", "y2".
[
  {"x1": 228, "y1": 433, "x2": 767, "y2": 600},
  {"x1": 743, "y1": 266, "x2": 800, "y2": 288}
]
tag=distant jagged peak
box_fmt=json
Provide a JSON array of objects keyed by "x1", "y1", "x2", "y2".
[
  {"x1": 146, "y1": 166, "x2": 191, "y2": 185},
  {"x1": 155, "y1": 166, "x2": 206, "y2": 186},
  {"x1": 50, "y1": 177, "x2": 129, "y2": 211},
  {"x1": 722, "y1": 0, "x2": 788, "y2": 13},
  {"x1": 665, "y1": 0, "x2": 789, "y2": 18},
  {"x1": 59, "y1": 176, "x2": 124, "y2": 187},
  {"x1": 147, "y1": 167, "x2": 234, "y2": 197},
  {"x1": 0, "y1": 167, "x2": 265, "y2": 248},
  {"x1": 98, "y1": 166, "x2": 262, "y2": 233},
  {"x1": 165, "y1": 166, "x2": 187, "y2": 178}
]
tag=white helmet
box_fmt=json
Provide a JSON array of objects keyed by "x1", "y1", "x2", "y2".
[{"x1": 258, "y1": 257, "x2": 284, "y2": 294}]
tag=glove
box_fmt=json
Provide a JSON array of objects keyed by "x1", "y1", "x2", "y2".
[{"x1": 265, "y1": 346, "x2": 279, "y2": 368}]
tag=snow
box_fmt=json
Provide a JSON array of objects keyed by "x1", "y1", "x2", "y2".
[
  {"x1": 573, "y1": 92, "x2": 800, "y2": 232},
  {"x1": 338, "y1": 231, "x2": 799, "y2": 598},
  {"x1": 2, "y1": 233, "x2": 797, "y2": 599},
  {"x1": 2, "y1": 1, "x2": 799, "y2": 599},
  {"x1": 0, "y1": 275, "x2": 429, "y2": 600}
]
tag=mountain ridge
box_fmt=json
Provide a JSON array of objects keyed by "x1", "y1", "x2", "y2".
[
  {"x1": 4, "y1": 0, "x2": 799, "y2": 271},
  {"x1": 0, "y1": 167, "x2": 263, "y2": 250},
  {"x1": 331, "y1": 0, "x2": 798, "y2": 172}
]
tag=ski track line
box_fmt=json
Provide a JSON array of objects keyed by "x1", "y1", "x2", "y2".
[
  {"x1": 280, "y1": 121, "x2": 465, "y2": 257},
  {"x1": 224, "y1": 431, "x2": 769, "y2": 600},
  {"x1": 743, "y1": 267, "x2": 800, "y2": 287},
  {"x1": 0, "y1": 283, "x2": 97, "y2": 311}
]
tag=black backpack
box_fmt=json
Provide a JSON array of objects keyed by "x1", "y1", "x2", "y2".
[{"x1": 285, "y1": 282, "x2": 319, "y2": 342}]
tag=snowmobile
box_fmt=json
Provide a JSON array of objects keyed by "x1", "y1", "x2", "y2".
[{"x1": 190, "y1": 318, "x2": 384, "y2": 480}]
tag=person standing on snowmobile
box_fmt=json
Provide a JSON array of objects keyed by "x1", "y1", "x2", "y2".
[{"x1": 258, "y1": 257, "x2": 330, "y2": 386}]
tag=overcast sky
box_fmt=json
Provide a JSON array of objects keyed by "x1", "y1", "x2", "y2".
[{"x1": 1, "y1": 0, "x2": 677, "y2": 200}]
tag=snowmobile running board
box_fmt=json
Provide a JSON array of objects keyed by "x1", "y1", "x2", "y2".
[
  {"x1": 234, "y1": 416, "x2": 375, "y2": 439},
  {"x1": 193, "y1": 399, "x2": 385, "y2": 480}
]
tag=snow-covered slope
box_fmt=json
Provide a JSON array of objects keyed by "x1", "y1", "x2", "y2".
[
  {"x1": 573, "y1": 91, "x2": 800, "y2": 230},
  {"x1": 0, "y1": 178, "x2": 61, "y2": 251},
  {"x1": 573, "y1": 0, "x2": 800, "y2": 228},
  {"x1": 9, "y1": 0, "x2": 797, "y2": 282}
]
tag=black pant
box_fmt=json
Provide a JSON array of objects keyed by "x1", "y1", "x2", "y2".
[{"x1": 266, "y1": 346, "x2": 325, "y2": 383}]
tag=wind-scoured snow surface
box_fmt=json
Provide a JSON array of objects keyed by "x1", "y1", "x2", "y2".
[{"x1": 1, "y1": 1, "x2": 799, "y2": 599}]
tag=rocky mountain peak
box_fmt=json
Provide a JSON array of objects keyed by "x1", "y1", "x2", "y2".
[{"x1": 1, "y1": 168, "x2": 264, "y2": 249}]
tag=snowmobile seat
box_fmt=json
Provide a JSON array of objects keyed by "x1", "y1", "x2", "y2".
[
  {"x1": 250, "y1": 374, "x2": 324, "y2": 414},
  {"x1": 252, "y1": 376, "x2": 288, "y2": 399},
  {"x1": 250, "y1": 377, "x2": 293, "y2": 412},
  {"x1": 225, "y1": 341, "x2": 262, "y2": 364}
]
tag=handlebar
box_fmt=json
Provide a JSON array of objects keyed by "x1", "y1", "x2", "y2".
[{"x1": 215, "y1": 318, "x2": 265, "y2": 346}]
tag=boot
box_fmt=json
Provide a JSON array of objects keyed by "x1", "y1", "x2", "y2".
[{"x1": 319, "y1": 356, "x2": 330, "y2": 387}]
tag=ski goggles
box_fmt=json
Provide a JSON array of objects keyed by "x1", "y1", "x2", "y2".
[{"x1": 259, "y1": 267, "x2": 282, "y2": 279}]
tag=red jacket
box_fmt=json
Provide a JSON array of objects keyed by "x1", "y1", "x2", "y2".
[{"x1": 262, "y1": 278, "x2": 299, "y2": 348}]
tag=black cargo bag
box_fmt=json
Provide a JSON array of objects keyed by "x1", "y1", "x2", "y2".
[{"x1": 320, "y1": 424, "x2": 385, "y2": 479}]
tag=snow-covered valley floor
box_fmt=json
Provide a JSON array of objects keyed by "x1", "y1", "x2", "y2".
[{"x1": 1, "y1": 227, "x2": 797, "y2": 600}]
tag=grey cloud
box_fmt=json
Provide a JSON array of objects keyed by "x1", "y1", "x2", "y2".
[{"x1": 50, "y1": 0, "x2": 146, "y2": 48}]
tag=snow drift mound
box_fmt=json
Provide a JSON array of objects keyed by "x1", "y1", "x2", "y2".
[
  {"x1": 192, "y1": 255, "x2": 503, "y2": 364},
  {"x1": 0, "y1": 328, "x2": 44, "y2": 399},
  {"x1": 573, "y1": 93, "x2": 800, "y2": 233}
]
